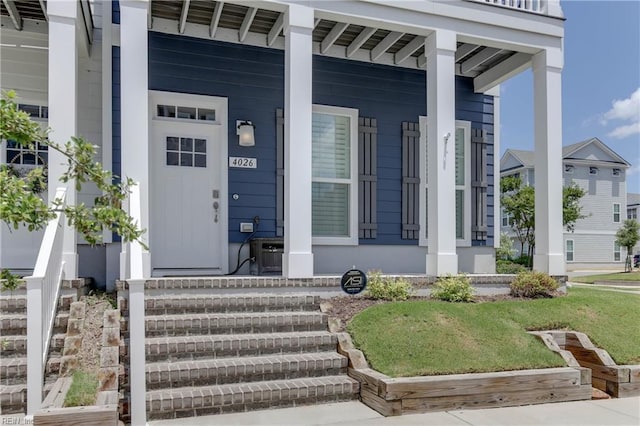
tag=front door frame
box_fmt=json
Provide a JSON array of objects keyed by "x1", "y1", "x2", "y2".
[{"x1": 148, "y1": 90, "x2": 229, "y2": 275}]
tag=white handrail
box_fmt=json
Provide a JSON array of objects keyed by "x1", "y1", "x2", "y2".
[
  {"x1": 468, "y1": 0, "x2": 563, "y2": 17},
  {"x1": 126, "y1": 183, "x2": 149, "y2": 426},
  {"x1": 25, "y1": 187, "x2": 67, "y2": 416}
]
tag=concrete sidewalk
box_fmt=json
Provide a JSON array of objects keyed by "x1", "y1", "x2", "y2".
[{"x1": 150, "y1": 397, "x2": 640, "y2": 426}]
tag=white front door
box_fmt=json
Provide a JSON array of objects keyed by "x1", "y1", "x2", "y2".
[{"x1": 149, "y1": 91, "x2": 228, "y2": 275}]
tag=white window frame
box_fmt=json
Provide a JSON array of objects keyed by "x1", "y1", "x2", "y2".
[
  {"x1": 613, "y1": 203, "x2": 621, "y2": 223},
  {"x1": 614, "y1": 241, "x2": 621, "y2": 262},
  {"x1": 311, "y1": 104, "x2": 359, "y2": 246},
  {"x1": 501, "y1": 208, "x2": 511, "y2": 228},
  {"x1": 566, "y1": 239, "x2": 574, "y2": 262},
  {"x1": 419, "y1": 117, "x2": 471, "y2": 247}
]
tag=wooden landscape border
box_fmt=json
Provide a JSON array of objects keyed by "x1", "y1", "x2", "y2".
[
  {"x1": 530, "y1": 330, "x2": 640, "y2": 398},
  {"x1": 336, "y1": 332, "x2": 592, "y2": 416}
]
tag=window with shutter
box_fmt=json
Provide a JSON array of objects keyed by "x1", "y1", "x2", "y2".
[{"x1": 276, "y1": 107, "x2": 366, "y2": 244}]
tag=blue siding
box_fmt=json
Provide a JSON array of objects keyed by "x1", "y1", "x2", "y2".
[
  {"x1": 112, "y1": 46, "x2": 121, "y2": 243},
  {"x1": 112, "y1": 1, "x2": 119, "y2": 25},
  {"x1": 138, "y1": 33, "x2": 495, "y2": 245}
]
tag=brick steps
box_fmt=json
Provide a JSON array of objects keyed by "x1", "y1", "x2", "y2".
[
  {"x1": 129, "y1": 286, "x2": 359, "y2": 421},
  {"x1": 0, "y1": 313, "x2": 69, "y2": 335},
  {"x1": 0, "y1": 279, "x2": 86, "y2": 415},
  {"x1": 145, "y1": 311, "x2": 328, "y2": 336},
  {"x1": 0, "y1": 356, "x2": 61, "y2": 384},
  {"x1": 144, "y1": 331, "x2": 337, "y2": 362},
  {"x1": 145, "y1": 352, "x2": 348, "y2": 390},
  {"x1": 143, "y1": 294, "x2": 321, "y2": 315},
  {"x1": 118, "y1": 277, "x2": 342, "y2": 292},
  {"x1": 146, "y1": 376, "x2": 359, "y2": 420}
]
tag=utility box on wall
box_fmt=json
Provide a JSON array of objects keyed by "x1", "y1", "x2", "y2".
[{"x1": 250, "y1": 238, "x2": 284, "y2": 275}]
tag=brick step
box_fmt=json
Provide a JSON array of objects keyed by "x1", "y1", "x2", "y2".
[
  {"x1": 0, "y1": 356, "x2": 61, "y2": 383},
  {"x1": 146, "y1": 352, "x2": 348, "y2": 390},
  {"x1": 146, "y1": 375, "x2": 360, "y2": 420},
  {"x1": 0, "y1": 383, "x2": 26, "y2": 414},
  {"x1": 144, "y1": 331, "x2": 337, "y2": 362},
  {"x1": 143, "y1": 294, "x2": 321, "y2": 315},
  {"x1": 0, "y1": 294, "x2": 77, "y2": 314},
  {"x1": 0, "y1": 377, "x2": 58, "y2": 414},
  {"x1": 0, "y1": 313, "x2": 68, "y2": 336},
  {"x1": 0, "y1": 334, "x2": 66, "y2": 357},
  {"x1": 118, "y1": 277, "x2": 342, "y2": 292},
  {"x1": 145, "y1": 311, "x2": 328, "y2": 337},
  {"x1": 0, "y1": 278, "x2": 89, "y2": 293}
]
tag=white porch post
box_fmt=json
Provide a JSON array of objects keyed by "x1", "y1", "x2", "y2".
[
  {"x1": 425, "y1": 30, "x2": 458, "y2": 276},
  {"x1": 120, "y1": 0, "x2": 151, "y2": 279},
  {"x1": 47, "y1": 0, "x2": 78, "y2": 278},
  {"x1": 282, "y1": 4, "x2": 314, "y2": 278},
  {"x1": 533, "y1": 48, "x2": 565, "y2": 275}
]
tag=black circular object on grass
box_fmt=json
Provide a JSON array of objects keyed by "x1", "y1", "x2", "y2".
[{"x1": 340, "y1": 269, "x2": 367, "y2": 295}]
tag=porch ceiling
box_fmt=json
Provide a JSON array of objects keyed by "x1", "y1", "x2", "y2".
[
  {"x1": 1, "y1": 0, "x2": 94, "y2": 45},
  {"x1": 149, "y1": 0, "x2": 530, "y2": 83}
]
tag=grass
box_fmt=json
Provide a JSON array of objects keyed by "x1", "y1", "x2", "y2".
[
  {"x1": 348, "y1": 287, "x2": 640, "y2": 377},
  {"x1": 64, "y1": 370, "x2": 98, "y2": 407},
  {"x1": 571, "y1": 271, "x2": 640, "y2": 284}
]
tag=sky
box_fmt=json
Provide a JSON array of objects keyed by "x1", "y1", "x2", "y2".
[{"x1": 500, "y1": 0, "x2": 640, "y2": 194}]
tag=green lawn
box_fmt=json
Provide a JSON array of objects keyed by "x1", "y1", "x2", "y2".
[
  {"x1": 348, "y1": 287, "x2": 640, "y2": 377},
  {"x1": 571, "y1": 271, "x2": 640, "y2": 284}
]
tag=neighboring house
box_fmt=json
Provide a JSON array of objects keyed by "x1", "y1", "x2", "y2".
[
  {"x1": 500, "y1": 138, "x2": 631, "y2": 270},
  {"x1": 627, "y1": 193, "x2": 640, "y2": 256},
  {"x1": 1, "y1": 0, "x2": 568, "y2": 288}
]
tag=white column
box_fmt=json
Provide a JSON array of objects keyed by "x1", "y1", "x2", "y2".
[
  {"x1": 425, "y1": 30, "x2": 458, "y2": 276},
  {"x1": 48, "y1": 0, "x2": 78, "y2": 278},
  {"x1": 282, "y1": 4, "x2": 314, "y2": 278},
  {"x1": 486, "y1": 85, "x2": 501, "y2": 251},
  {"x1": 533, "y1": 48, "x2": 565, "y2": 275},
  {"x1": 120, "y1": 0, "x2": 151, "y2": 280}
]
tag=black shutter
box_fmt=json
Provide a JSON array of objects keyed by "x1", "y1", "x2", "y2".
[
  {"x1": 471, "y1": 128, "x2": 488, "y2": 241},
  {"x1": 359, "y1": 117, "x2": 378, "y2": 239},
  {"x1": 401, "y1": 122, "x2": 420, "y2": 240},
  {"x1": 276, "y1": 108, "x2": 284, "y2": 237}
]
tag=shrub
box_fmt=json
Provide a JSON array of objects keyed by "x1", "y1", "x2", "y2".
[
  {"x1": 496, "y1": 259, "x2": 528, "y2": 274},
  {"x1": 512, "y1": 255, "x2": 532, "y2": 267},
  {"x1": 510, "y1": 271, "x2": 559, "y2": 298},
  {"x1": 431, "y1": 274, "x2": 475, "y2": 302},
  {"x1": 365, "y1": 271, "x2": 414, "y2": 301}
]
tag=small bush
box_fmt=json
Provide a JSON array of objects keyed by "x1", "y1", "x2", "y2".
[
  {"x1": 512, "y1": 255, "x2": 532, "y2": 267},
  {"x1": 510, "y1": 271, "x2": 559, "y2": 298},
  {"x1": 431, "y1": 274, "x2": 475, "y2": 302},
  {"x1": 496, "y1": 259, "x2": 528, "y2": 274},
  {"x1": 365, "y1": 271, "x2": 414, "y2": 301}
]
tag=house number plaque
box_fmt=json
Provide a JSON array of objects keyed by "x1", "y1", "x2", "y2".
[
  {"x1": 341, "y1": 269, "x2": 367, "y2": 295},
  {"x1": 229, "y1": 157, "x2": 257, "y2": 169}
]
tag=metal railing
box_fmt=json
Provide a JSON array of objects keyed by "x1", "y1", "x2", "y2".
[{"x1": 25, "y1": 187, "x2": 67, "y2": 416}]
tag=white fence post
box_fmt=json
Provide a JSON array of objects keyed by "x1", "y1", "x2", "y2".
[
  {"x1": 128, "y1": 278, "x2": 147, "y2": 426},
  {"x1": 25, "y1": 277, "x2": 43, "y2": 417}
]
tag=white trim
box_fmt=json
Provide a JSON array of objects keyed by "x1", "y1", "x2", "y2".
[
  {"x1": 311, "y1": 104, "x2": 359, "y2": 246},
  {"x1": 419, "y1": 117, "x2": 472, "y2": 247},
  {"x1": 148, "y1": 90, "x2": 229, "y2": 274}
]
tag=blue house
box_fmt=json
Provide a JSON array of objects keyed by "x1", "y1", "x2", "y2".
[
  {"x1": 1, "y1": 1, "x2": 568, "y2": 420},
  {"x1": 1, "y1": 0, "x2": 567, "y2": 283}
]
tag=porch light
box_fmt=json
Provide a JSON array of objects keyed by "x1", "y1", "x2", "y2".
[{"x1": 237, "y1": 120, "x2": 255, "y2": 147}]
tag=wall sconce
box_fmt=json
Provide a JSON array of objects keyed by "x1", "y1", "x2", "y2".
[
  {"x1": 236, "y1": 120, "x2": 255, "y2": 147},
  {"x1": 443, "y1": 132, "x2": 451, "y2": 144}
]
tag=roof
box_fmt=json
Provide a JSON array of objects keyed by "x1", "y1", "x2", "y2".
[
  {"x1": 501, "y1": 137, "x2": 631, "y2": 171},
  {"x1": 628, "y1": 193, "x2": 640, "y2": 207}
]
